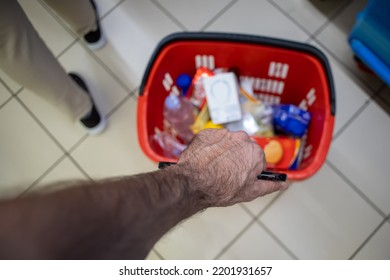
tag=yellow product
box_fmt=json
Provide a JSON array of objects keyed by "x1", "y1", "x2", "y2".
[
  {"x1": 191, "y1": 104, "x2": 210, "y2": 133},
  {"x1": 202, "y1": 121, "x2": 223, "y2": 130}
]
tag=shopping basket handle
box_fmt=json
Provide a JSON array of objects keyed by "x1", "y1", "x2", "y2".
[{"x1": 158, "y1": 162, "x2": 287, "y2": 182}]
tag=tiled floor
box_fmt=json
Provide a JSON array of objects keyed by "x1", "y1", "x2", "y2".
[{"x1": 1, "y1": 0, "x2": 389, "y2": 260}]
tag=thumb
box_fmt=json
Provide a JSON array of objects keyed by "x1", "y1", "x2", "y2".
[{"x1": 252, "y1": 180, "x2": 290, "y2": 198}]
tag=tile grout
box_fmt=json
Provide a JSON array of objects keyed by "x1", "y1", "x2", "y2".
[
  {"x1": 99, "y1": 0, "x2": 126, "y2": 21},
  {"x1": 311, "y1": 37, "x2": 383, "y2": 94},
  {"x1": 79, "y1": 45, "x2": 135, "y2": 94},
  {"x1": 255, "y1": 192, "x2": 285, "y2": 219},
  {"x1": 213, "y1": 219, "x2": 256, "y2": 259},
  {"x1": 256, "y1": 219, "x2": 299, "y2": 260},
  {"x1": 348, "y1": 218, "x2": 387, "y2": 260},
  {"x1": 66, "y1": 153, "x2": 94, "y2": 181},
  {"x1": 268, "y1": 0, "x2": 383, "y2": 96},
  {"x1": 0, "y1": 78, "x2": 17, "y2": 96},
  {"x1": 267, "y1": 0, "x2": 313, "y2": 40},
  {"x1": 309, "y1": 0, "x2": 355, "y2": 40},
  {"x1": 17, "y1": 154, "x2": 67, "y2": 198},
  {"x1": 0, "y1": 95, "x2": 14, "y2": 111},
  {"x1": 332, "y1": 99, "x2": 371, "y2": 140},
  {"x1": 152, "y1": 249, "x2": 165, "y2": 260},
  {"x1": 15, "y1": 95, "x2": 67, "y2": 154},
  {"x1": 150, "y1": 0, "x2": 187, "y2": 31},
  {"x1": 325, "y1": 160, "x2": 387, "y2": 218},
  {"x1": 215, "y1": 187, "x2": 287, "y2": 259},
  {"x1": 201, "y1": 0, "x2": 239, "y2": 31}
]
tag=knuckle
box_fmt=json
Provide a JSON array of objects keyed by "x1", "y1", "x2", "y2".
[{"x1": 231, "y1": 130, "x2": 249, "y2": 142}]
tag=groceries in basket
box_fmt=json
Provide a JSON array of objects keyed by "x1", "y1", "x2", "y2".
[
  {"x1": 150, "y1": 127, "x2": 187, "y2": 159},
  {"x1": 153, "y1": 69, "x2": 311, "y2": 169},
  {"x1": 163, "y1": 94, "x2": 195, "y2": 143}
]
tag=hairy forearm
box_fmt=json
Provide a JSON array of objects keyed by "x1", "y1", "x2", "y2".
[{"x1": 0, "y1": 166, "x2": 202, "y2": 259}]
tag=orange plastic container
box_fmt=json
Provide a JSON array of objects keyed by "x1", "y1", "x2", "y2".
[{"x1": 137, "y1": 32, "x2": 335, "y2": 180}]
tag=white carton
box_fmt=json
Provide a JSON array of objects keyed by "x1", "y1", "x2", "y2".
[{"x1": 203, "y1": 72, "x2": 242, "y2": 124}]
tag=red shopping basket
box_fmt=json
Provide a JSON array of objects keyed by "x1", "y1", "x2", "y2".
[{"x1": 137, "y1": 32, "x2": 335, "y2": 180}]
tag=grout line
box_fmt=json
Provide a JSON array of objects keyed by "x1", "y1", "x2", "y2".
[
  {"x1": 56, "y1": 39, "x2": 79, "y2": 59},
  {"x1": 66, "y1": 154, "x2": 93, "y2": 181},
  {"x1": 99, "y1": 0, "x2": 126, "y2": 20},
  {"x1": 239, "y1": 204, "x2": 257, "y2": 219},
  {"x1": 150, "y1": 0, "x2": 187, "y2": 31},
  {"x1": 222, "y1": 192, "x2": 287, "y2": 259},
  {"x1": 311, "y1": 38, "x2": 382, "y2": 94},
  {"x1": 15, "y1": 96, "x2": 67, "y2": 154},
  {"x1": 348, "y1": 218, "x2": 387, "y2": 260},
  {"x1": 201, "y1": 0, "x2": 238, "y2": 31},
  {"x1": 0, "y1": 95, "x2": 14, "y2": 111},
  {"x1": 256, "y1": 220, "x2": 299, "y2": 260},
  {"x1": 66, "y1": 134, "x2": 89, "y2": 155},
  {"x1": 256, "y1": 192, "x2": 285, "y2": 219},
  {"x1": 81, "y1": 47, "x2": 134, "y2": 93},
  {"x1": 17, "y1": 154, "x2": 67, "y2": 198},
  {"x1": 14, "y1": 87, "x2": 25, "y2": 96},
  {"x1": 106, "y1": 91, "x2": 134, "y2": 118},
  {"x1": 0, "y1": 78, "x2": 17, "y2": 96},
  {"x1": 332, "y1": 100, "x2": 371, "y2": 141},
  {"x1": 309, "y1": 0, "x2": 355, "y2": 40},
  {"x1": 326, "y1": 160, "x2": 387, "y2": 218},
  {"x1": 267, "y1": 0, "x2": 312, "y2": 40},
  {"x1": 152, "y1": 249, "x2": 165, "y2": 260},
  {"x1": 213, "y1": 219, "x2": 256, "y2": 259}
]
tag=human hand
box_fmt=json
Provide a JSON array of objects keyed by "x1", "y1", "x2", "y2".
[{"x1": 176, "y1": 129, "x2": 289, "y2": 208}]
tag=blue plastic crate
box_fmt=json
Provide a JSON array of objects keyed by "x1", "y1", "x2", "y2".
[{"x1": 349, "y1": 0, "x2": 390, "y2": 86}]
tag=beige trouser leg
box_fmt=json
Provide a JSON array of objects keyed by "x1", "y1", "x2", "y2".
[
  {"x1": 42, "y1": 0, "x2": 97, "y2": 36},
  {"x1": 0, "y1": 0, "x2": 92, "y2": 121}
]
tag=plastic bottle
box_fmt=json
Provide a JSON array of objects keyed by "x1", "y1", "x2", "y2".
[
  {"x1": 163, "y1": 94, "x2": 195, "y2": 143},
  {"x1": 150, "y1": 128, "x2": 186, "y2": 159}
]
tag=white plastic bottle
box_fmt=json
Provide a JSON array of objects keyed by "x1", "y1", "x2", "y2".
[
  {"x1": 163, "y1": 94, "x2": 195, "y2": 143},
  {"x1": 150, "y1": 128, "x2": 187, "y2": 159}
]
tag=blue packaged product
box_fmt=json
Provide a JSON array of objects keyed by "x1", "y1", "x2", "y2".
[{"x1": 273, "y1": 104, "x2": 311, "y2": 138}]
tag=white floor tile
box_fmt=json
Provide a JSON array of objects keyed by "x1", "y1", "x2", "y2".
[
  {"x1": 155, "y1": 0, "x2": 233, "y2": 30},
  {"x1": 19, "y1": 42, "x2": 128, "y2": 151},
  {"x1": 205, "y1": 0, "x2": 309, "y2": 42},
  {"x1": 218, "y1": 222, "x2": 293, "y2": 260},
  {"x1": 0, "y1": 99, "x2": 63, "y2": 199},
  {"x1": 95, "y1": 0, "x2": 181, "y2": 90},
  {"x1": 18, "y1": 0, "x2": 75, "y2": 56},
  {"x1": 0, "y1": 70, "x2": 22, "y2": 94},
  {"x1": 71, "y1": 97, "x2": 156, "y2": 179},
  {"x1": 27, "y1": 157, "x2": 89, "y2": 195},
  {"x1": 241, "y1": 191, "x2": 279, "y2": 217},
  {"x1": 0, "y1": 82, "x2": 12, "y2": 107},
  {"x1": 308, "y1": 41, "x2": 371, "y2": 135},
  {"x1": 316, "y1": 0, "x2": 383, "y2": 91},
  {"x1": 328, "y1": 101, "x2": 390, "y2": 215},
  {"x1": 155, "y1": 205, "x2": 252, "y2": 259},
  {"x1": 353, "y1": 221, "x2": 390, "y2": 260},
  {"x1": 271, "y1": 0, "x2": 349, "y2": 35},
  {"x1": 261, "y1": 163, "x2": 382, "y2": 259}
]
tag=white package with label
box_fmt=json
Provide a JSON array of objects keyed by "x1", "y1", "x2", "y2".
[{"x1": 203, "y1": 72, "x2": 242, "y2": 124}]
